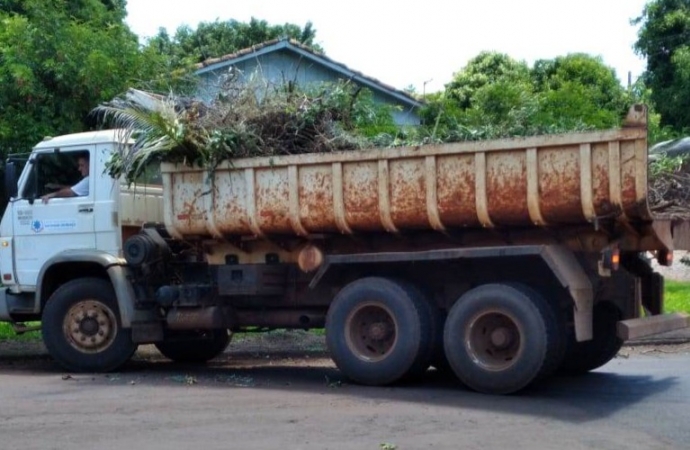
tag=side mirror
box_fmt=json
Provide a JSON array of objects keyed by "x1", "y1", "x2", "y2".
[{"x1": 4, "y1": 161, "x2": 18, "y2": 200}]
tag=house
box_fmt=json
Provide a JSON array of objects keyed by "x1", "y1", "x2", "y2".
[{"x1": 194, "y1": 38, "x2": 423, "y2": 126}]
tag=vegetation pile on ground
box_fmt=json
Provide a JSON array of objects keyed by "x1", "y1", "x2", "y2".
[{"x1": 648, "y1": 151, "x2": 690, "y2": 216}]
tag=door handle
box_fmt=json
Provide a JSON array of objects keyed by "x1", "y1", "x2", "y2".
[{"x1": 78, "y1": 205, "x2": 94, "y2": 213}]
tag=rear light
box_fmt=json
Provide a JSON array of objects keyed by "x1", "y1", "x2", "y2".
[
  {"x1": 657, "y1": 249, "x2": 673, "y2": 267},
  {"x1": 601, "y1": 248, "x2": 620, "y2": 271}
]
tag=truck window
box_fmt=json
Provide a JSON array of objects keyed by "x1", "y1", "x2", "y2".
[
  {"x1": 133, "y1": 161, "x2": 162, "y2": 186},
  {"x1": 21, "y1": 151, "x2": 86, "y2": 199}
]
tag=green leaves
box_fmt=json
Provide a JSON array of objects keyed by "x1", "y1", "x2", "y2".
[
  {"x1": 143, "y1": 18, "x2": 321, "y2": 69},
  {"x1": 635, "y1": 0, "x2": 690, "y2": 131},
  {"x1": 0, "y1": 1, "x2": 165, "y2": 157},
  {"x1": 96, "y1": 77, "x2": 398, "y2": 184},
  {"x1": 423, "y1": 51, "x2": 630, "y2": 141}
]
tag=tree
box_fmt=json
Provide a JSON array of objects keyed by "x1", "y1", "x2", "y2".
[
  {"x1": 0, "y1": 0, "x2": 167, "y2": 155},
  {"x1": 145, "y1": 17, "x2": 321, "y2": 69},
  {"x1": 531, "y1": 54, "x2": 630, "y2": 129},
  {"x1": 421, "y1": 51, "x2": 631, "y2": 141},
  {"x1": 634, "y1": 0, "x2": 690, "y2": 130},
  {"x1": 445, "y1": 52, "x2": 531, "y2": 109}
]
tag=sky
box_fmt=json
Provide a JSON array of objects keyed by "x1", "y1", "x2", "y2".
[{"x1": 125, "y1": 0, "x2": 649, "y2": 94}]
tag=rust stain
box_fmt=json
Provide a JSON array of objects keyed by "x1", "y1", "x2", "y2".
[
  {"x1": 591, "y1": 143, "x2": 615, "y2": 216},
  {"x1": 436, "y1": 154, "x2": 479, "y2": 227},
  {"x1": 390, "y1": 158, "x2": 428, "y2": 229},
  {"x1": 172, "y1": 170, "x2": 208, "y2": 234},
  {"x1": 215, "y1": 170, "x2": 252, "y2": 235},
  {"x1": 620, "y1": 140, "x2": 639, "y2": 218},
  {"x1": 486, "y1": 151, "x2": 530, "y2": 225},
  {"x1": 298, "y1": 165, "x2": 337, "y2": 232},
  {"x1": 343, "y1": 162, "x2": 382, "y2": 231},
  {"x1": 539, "y1": 147, "x2": 583, "y2": 224},
  {"x1": 255, "y1": 168, "x2": 292, "y2": 233}
]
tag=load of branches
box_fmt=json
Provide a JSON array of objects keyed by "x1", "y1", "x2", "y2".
[
  {"x1": 94, "y1": 73, "x2": 397, "y2": 183},
  {"x1": 94, "y1": 71, "x2": 600, "y2": 184},
  {"x1": 96, "y1": 72, "x2": 690, "y2": 218}
]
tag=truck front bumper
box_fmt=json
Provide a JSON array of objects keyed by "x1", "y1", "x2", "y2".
[{"x1": 617, "y1": 313, "x2": 690, "y2": 341}]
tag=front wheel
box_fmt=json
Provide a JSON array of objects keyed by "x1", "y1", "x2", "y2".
[{"x1": 42, "y1": 278, "x2": 137, "y2": 372}]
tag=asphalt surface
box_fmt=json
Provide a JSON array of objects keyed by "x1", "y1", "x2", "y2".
[{"x1": 0, "y1": 346, "x2": 689, "y2": 450}]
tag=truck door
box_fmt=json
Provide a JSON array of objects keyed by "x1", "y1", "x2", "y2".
[{"x1": 12, "y1": 148, "x2": 96, "y2": 287}]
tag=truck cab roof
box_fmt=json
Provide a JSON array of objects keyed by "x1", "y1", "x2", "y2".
[{"x1": 33, "y1": 129, "x2": 128, "y2": 150}]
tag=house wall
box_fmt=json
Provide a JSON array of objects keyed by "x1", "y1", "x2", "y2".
[{"x1": 196, "y1": 50, "x2": 420, "y2": 126}]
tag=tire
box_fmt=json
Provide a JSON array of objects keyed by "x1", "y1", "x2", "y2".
[
  {"x1": 155, "y1": 330, "x2": 231, "y2": 363},
  {"x1": 41, "y1": 278, "x2": 137, "y2": 372},
  {"x1": 399, "y1": 282, "x2": 439, "y2": 381},
  {"x1": 325, "y1": 277, "x2": 433, "y2": 386},
  {"x1": 443, "y1": 283, "x2": 558, "y2": 395},
  {"x1": 509, "y1": 284, "x2": 566, "y2": 381},
  {"x1": 559, "y1": 302, "x2": 623, "y2": 375}
]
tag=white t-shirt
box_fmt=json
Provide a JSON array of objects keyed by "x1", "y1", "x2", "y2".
[{"x1": 71, "y1": 177, "x2": 89, "y2": 196}]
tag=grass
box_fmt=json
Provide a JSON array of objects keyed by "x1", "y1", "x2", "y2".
[
  {"x1": 664, "y1": 280, "x2": 690, "y2": 314},
  {"x1": 0, "y1": 322, "x2": 41, "y2": 341}
]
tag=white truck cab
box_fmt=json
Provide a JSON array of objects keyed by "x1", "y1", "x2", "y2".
[{"x1": 0, "y1": 130, "x2": 162, "y2": 329}]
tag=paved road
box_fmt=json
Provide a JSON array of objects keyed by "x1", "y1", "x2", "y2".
[{"x1": 0, "y1": 345, "x2": 689, "y2": 450}]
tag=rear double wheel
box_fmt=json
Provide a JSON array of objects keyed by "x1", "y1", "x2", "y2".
[
  {"x1": 326, "y1": 277, "x2": 433, "y2": 386},
  {"x1": 443, "y1": 283, "x2": 559, "y2": 394}
]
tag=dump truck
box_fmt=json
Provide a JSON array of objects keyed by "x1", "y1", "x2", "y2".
[{"x1": 1, "y1": 104, "x2": 688, "y2": 394}]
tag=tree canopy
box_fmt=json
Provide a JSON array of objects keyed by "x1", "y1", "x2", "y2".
[
  {"x1": 421, "y1": 51, "x2": 631, "y2": 141},
  {"x1": 634, "y1": 0, "x2": 690, "y2": 131},
  {"x1": 0, "y1": 0, "x2": 164, "y2": 154},
  {"x1": 145, "y1": 17, "x2": 320, "y2": 69}
]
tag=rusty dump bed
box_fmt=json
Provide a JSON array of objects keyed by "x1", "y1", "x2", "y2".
[{"x1": 160, "y1": 105, "x2": 690, "y2": 252}]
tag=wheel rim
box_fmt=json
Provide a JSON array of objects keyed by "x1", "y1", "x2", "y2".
[
  {"x1": 344, "y1": 301, "x2": 398, "y2": 362},
  {"x1": 62, "y1": 300, "x2": 118, "y2": 354},
  {"x1": 465, "y1": 310, "x2": 523, "y2": 371}
]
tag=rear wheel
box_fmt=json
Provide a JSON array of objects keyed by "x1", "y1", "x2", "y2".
[
  {"x1": 559, "y1": 302, "x2": 623, "y2": 374},
  {"x1": 42, "y1": 278, "x2": 137, "y2": 372},
  {"x1": 155, "y1": 330, "x2": 231, "y2": 363},
  {"x1": 443, "y1": 283, "x2": 558, "y2": 394},
  {"x1": 326, "y1": 277, "x2": 432, "y2": 386}
]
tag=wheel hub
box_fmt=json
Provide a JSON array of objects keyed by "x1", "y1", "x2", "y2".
[
  {"x1": 490, "y1": 327, "x2": 514, "y2": 348},
  {"x1": 466, "y1": 311, "x2": 522, "y2": 371},
  {"x1": 345, "y1": 302, "x2": 398, "y2": 362},
  {"x1": 63, "y1": 300, "x2": 118, "y2": 354},
  {"x1": 368, "y1": 321, "x2": 392, "y2": 341},
  {"x1": 79, "y1": 317, "x2": 99, "y2": 336}
]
